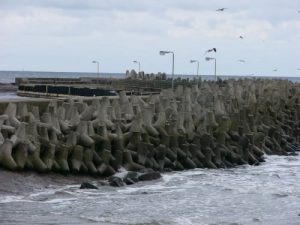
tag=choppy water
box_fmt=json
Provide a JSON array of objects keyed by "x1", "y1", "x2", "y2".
[{"x1": 0, "y1": 154, "x2": 299, "y2": 225}]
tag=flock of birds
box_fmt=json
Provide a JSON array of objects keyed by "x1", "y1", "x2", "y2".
[{"x1": 201, "y1": 7, "x2": 300, "y2": 74}]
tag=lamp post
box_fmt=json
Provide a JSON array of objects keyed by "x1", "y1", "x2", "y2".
[
  {"x1": 133, "y1": 60, "x2": 140, "y2": 73},
  {"x1": 92, "y1": 60, "x2": 99, "y2": 78},
  {"x1": 205, "y1": 57, "x2": 216, "y2": 81},
  {"x1": 190, "y1": 59, "x2": 199, "y2": 80},
  {"x1": 159, "y1": 50, "x2": 174, "y2": 89}
]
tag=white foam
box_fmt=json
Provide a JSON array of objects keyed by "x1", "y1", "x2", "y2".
[
  {"x1": 28, "y1": 184, "x2": 78, "y2": 198},
  {"x1": 0, "y1": 195, "x2": 24, "y2": 203},
  {"x1": 43, "y1": 197, "x2": 77, "y2": 204}
]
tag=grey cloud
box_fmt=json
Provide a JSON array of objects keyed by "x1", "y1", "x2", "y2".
[
  {"x1": 0, "y1": 0, "x2": 291, "y2": 12},
  {"x1": 0, "y1": 0, "x2": 160, "y2": 12},
  {"x1": 0, "y1": 0, "x2": 299, "y2": 75},
  {"x1": 1, "y1": 0, "x2": 299, "y2": 22}
]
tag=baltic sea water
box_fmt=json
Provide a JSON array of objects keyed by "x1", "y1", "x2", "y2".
[
  {"x1": 1, "y1": 70, "x2": 300, "y2": 84},
  {"x1": 0, "y1": 154, "x2": 300, "y2": 225}
]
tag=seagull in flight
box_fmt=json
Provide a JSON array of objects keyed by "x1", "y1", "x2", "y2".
[
  {"x1": 273, "y1": 69, "x2": 278, "y2": 72},
  {"x1": 239, "y1": 35, "x2": 244, "y2": 39},
  {"x1": 204, "y1": 48, "x2": 217, "y2": 55},
  {"x1": 216, "y1": 8, "x2": 227, "y2": 11},
  {"x1": 238, "y1": 59, "x2": 246, "y2": 63}
]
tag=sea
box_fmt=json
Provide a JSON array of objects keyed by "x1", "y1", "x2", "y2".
[
  {"x1": 0, "y1": 154, "x2": 299, "y2": 225},
  {"x1": 1, "y1": 70, "x2": 300, "y2": 84},
  {"x1": 0, "y1": 71, "x2": 300, "y2": 225}
]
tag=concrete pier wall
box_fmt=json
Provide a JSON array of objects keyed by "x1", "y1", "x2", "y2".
[{"x1": 16, "y1": 77, "x2": 193, "y2": 98}]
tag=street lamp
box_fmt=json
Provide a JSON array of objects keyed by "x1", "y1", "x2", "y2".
[
  {"x1": 190, "y1": 59, "x2": 200, "y2": 80},
  {"x1": 205, "y1": 57, "x2": 217, "y2": 81},
  {"x1": 92, "y1": 60, "x2": 99, "y2": 78},
  {"x1": 133, "y1": 60, "x2": 140, "y2": 73},
  {"x1": 159, "y1": 50, "x2": 175, "y2": 89}
]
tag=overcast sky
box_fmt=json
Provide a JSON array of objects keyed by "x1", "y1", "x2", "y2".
[{"x1": 0, "y1": 0, "x2": 299, "y2": 76}]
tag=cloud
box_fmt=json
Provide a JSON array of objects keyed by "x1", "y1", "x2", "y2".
[
  {"x1": 164, "y1": 9, "x2": 275, "y2": 41},
  {"x1": 0, "y1": 0, "x2": 299, "y2": 76}
]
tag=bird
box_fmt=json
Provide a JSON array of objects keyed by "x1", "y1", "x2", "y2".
[
  {"x1": 238, "y1": 59, "x2": 246, "y2": 63},
  {"x1": 298, "y1": 68, "x2": 300, "y2": 70},
  {"x1": 216, "y1": 8, "x2": 227, "y2": 11},
  {"x1": 273, "y1": 69, "x2": 278, "y2": 72},
  {"x1": 239, "y1": 35, "x2": 244, "y2": 39},
  {"x1": 204, "y1": 48, "x2": 217, "y2": 55}
]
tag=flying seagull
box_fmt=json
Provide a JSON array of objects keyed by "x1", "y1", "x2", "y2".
[
  {"x1": 204, "y1": 48, "x2": 217, "y2": 55},
  {"x1": 238, "y1": 59, "x2": 246, "y2": 63},
  {"x1": 239, "y1": 35, "x2": 244, "y2": 39},
  {"x1": 273, "y1": 69, "x2": 278, "y2": 72},
  {"x1": 216, "y1": 8, "x2": 227, "y2": 11}
]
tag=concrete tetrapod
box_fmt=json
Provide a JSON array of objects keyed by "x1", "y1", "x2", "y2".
[
  {"x1": 4, "y1": 103, "x2": 21, "y2": 128},
  {"x1": 0, "y1": 140, "x2": 18, "y2": 170},
  {"x1": 0, "y1": 78, "x2": 300, "y2": 176}
]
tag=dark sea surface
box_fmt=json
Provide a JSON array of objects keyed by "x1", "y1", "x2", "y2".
[
  {"x1": 0, "y1": 155, "x2": 300, "y2": 225},
  {"x1": 1, "y1": 70, "x2": 300, "y2": 84},
  {"x1": 0, "y1": 71, "x2": 125, "y2": 84}
]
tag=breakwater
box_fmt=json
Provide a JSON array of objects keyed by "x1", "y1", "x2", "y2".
[
  {"x1": 15, "y1": 75, "x2": 190, "y2": 98},
  {"x1": 0, "y1": 78, "x2": 299, "y2": 176}
]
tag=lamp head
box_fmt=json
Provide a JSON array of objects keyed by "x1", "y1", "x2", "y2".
[
  {"x1": 160, "y1": 50, "x2": 172, "y2": 55},
  {"x1": 190, "y1": 60, "x2": 197, "y2": 63},
  {"x1": 133, "y1": 60, "x2": 138, "y2": 63},
  {"x1": 205, "y1": 57, "x2": 214, "y2": 61},
  {"x1": 92, "y1": 60, "x2": 98, "y2": 63}
]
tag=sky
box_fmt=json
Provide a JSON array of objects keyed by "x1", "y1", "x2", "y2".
[{"x1": 0, "y1": 0, "x2": 299, "y2": 77}]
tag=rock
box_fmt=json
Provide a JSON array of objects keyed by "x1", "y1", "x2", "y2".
[
  {"x1": 288, "y1": 152, "x2": 298, "y2": 156},
  {"x1": 123, "y1": 171, "x2": 140, "y2": 184},
  {"x1": 80, "y1": 182, "x2": 98, "y2": 189},
  {"x1": 138, "y1": 171, "x2": 162, "y2": 181},
  {"x1": 164, "y1": 168, "x2": 173, "y2": 172},
  {"x1": 108, "y1": 170, "x2": 161, "y2": 186},
  {"x1": 108, "y1": 176, "x2": 124, "y2": 187}
]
